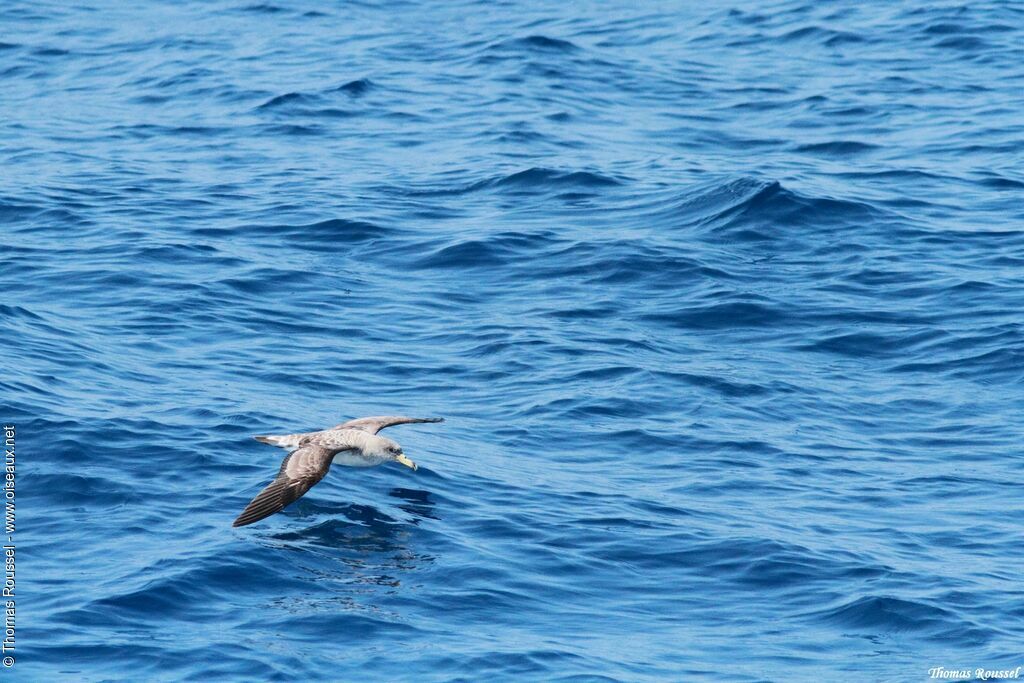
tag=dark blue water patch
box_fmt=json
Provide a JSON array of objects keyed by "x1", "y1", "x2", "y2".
[
  {"x1": 923, "y1": 22, "x2": 967, "y2": 35},
  {"x1": 32, "y1": 46, "x2": 70, "y2": 57},
  {"x1": 653, "y1": 369, "x2": 776, "y2": 398},
  {"x1": 0, "y1": 198, "x2": 44, "y2": 221},
  {"x1": 800, "y1": 329, "x2": 946, "y2": 359},
  {"x1": 795, "y1": 140, "x2": 879, "y2": 156},
  {"x1": 653, "y1": 177, "x2": 776, "y2": 224},
  {"x1": 501, "y1": 35, "x2": 580, "y2": 52},
  {"x1": 238, "y1": 3, "x2": 288, "y2": 14},
  {"x1": 135, "y1": 243, "x2": 222, "y2": 264},
  {"x1": 642, "y1": 301, "x2": 789, "y2": 330},
  {"x1": 628, "y1": 176, "x2": 884, "y2": 249},
  {"x1": 777, "y1": 25, "x2": 867, "y2": 46},
  {"x1": 495, "y1": 167, "x2": 622, "y2": 189},
  {"x1": 147, "y1": 67, "x2": 221, "y2": 89},
  {"x1": 708, "y1": 180, "x2": 883, "y2": 234},
  {"x1": 257, "y1": 123, "x2": 326, "y2": 136},
  {"x1": 809, "y1": 596, "x2": 993, "y2": 646},
  {"x1": 399, "y1": 167, "x2": 624, "y2": 198},
  {"x1": 0, "y1": 303, "x2": 44, "y2": 321},
  {"x1": 416, "y1": 239, "x2": 510, "y2": 269},
  {"x1": 892, "y1": 346, "x2": 1024, "y2": 383},
  {"x1": 977, "y1": 174, "x2": 1024, "y2": 189},
  {"x1": 193, "y1": 217, "x2": 396, "y2": 250},
  {"x1": 30, "y1": 472, "x2": 144, "y2": 507},
  {"x1": 933, "y1": 36, "x2": 989, "y2": 51},
  {"x1": 256, "y1": 91, "x2": 320, "y2": 110},
  {"x1": 334, "y1": 78, "x2": 374, "y2": 96},
  {"x1": 308, "y1": 107, "x2": 362, "y2": 119}
]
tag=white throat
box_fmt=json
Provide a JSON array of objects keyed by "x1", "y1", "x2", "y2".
[
  {"x1": 331, "y1": 431, "x2": 396, "y2": 467},
  {"x1": 332, "y1": 450, "x2": 387, "y2": 467}
]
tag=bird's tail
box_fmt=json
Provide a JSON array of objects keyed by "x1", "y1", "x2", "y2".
[{"x1": 253, "y1": 433, "x2": 305, "y2": 450}]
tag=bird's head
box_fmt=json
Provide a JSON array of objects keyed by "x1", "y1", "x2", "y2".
[{"x1": 378, "y1": 436, "x2": 417, "y2": 471}]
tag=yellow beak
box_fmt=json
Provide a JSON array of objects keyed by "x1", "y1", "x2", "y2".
[{"x1": 396, "y1": 454, "x2": 418, "y2": 471}]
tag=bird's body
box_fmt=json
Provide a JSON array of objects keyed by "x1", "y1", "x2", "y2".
[{"x1": 233, "y1": 416, "x2": 443, "y2": 527}]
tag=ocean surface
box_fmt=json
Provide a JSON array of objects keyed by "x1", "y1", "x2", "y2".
[{"x1": 4, "y1": 1, "x2": 1024, "y2": 680}]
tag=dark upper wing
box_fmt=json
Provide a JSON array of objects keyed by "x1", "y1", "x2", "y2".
[
  {"x1": 232, "y1": 444, "x2": 336, "y2": 527},
  {"x1": 331, "y1": 416, "x2": 444, "y2": 435}
]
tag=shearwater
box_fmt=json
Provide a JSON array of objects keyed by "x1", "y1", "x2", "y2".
[{"x1": 233, "y1": 416, "x2": 443, "y2": 527}]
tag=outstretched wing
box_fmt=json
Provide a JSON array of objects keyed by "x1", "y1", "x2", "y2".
[
  {"x1": 331, "y1": 416, "x2": 444, "y2": 435},
  {"x1": 233, "y1": 444, "x2": 336, "y2": 527}
]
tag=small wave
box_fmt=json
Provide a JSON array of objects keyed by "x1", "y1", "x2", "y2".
[
  {"x1": 778, "y1": 26, "x2": 865, "y2": 46},
  {"x1": 654, "y1": 369, "x2": 772, "y2": 398},
  {"x1": 0, "y1": 199, "x2": 42, "y2": 221},
  {"x1": 0, "y1": 304, "x2": 43, "y2": 321},
  {"x1": 505, "y1": 35, "x2": 579, "y2": 52},
  {"x1": 238, "y1": 3, "x2": 287, "y2": 13},
  {"x1": 302, "y1": 218, "x2": 390, "y2": 241},
  {"x1": 642, "y1": 301, "x2": 787, "y2": 330},
  {"x1": 795, "y1": 141, "x2": 879, "y2": 156},
  {"x1": 334, "y1": 78, "x2": 374, "y2": 96},
  {"x1": 978, "y1": 174, "x2": 1024, "y2": 189},
  {"x1": 892, "y1": 346, "x2": 1024, "y2": 382},
  {"x1": 304, "y1": 107, "x2": 359, "y2": 119},
  {"x1": 32, "y1": 473, "x2": 143, "y2": 507},
  {"x1": 153, "y1": 67, "x2": 218, "y2": 89},
  {"x1": 239, "y1": 218, "x2": 393, "y2": 247},
  {"x1": 801, "y1": 330, "x2": 943, "y2": 359},
  {"x1": 494, "y1": 167, "x2": 621, "y2": 189},
  {"x1": 400, "y1": 167, "x2": 623, "y2": 197},
  {"x1": 924, "y1": 21, "x2": 1014, "y2": 36},
  {"x1": 256, "y1": 91, "x2": 318, "y2": 110},
  {"x1": 33, "y1": 47, "x2": 70, "y2": 57},
  {"x1": 934, "y1": 36, "x2": 988, "y2": 50},
  {"x1": 923, "y1": 22, "x2": 964, "y2": 35},
  {"x1": 810, "y1": 595, "x2": 992, "y2": 645},
  {"x1": 258, "y1": 123, "x2": 325, "y2": 136},
  {"x1": 675, "y1": 177, "x2": 883, "y2": 240},
  {"x1": 271, "y1": 612, "x2": 419, "y2": 642},
  {"x1": 416, "y1": 239, "x2": 507, "y2": 269}
]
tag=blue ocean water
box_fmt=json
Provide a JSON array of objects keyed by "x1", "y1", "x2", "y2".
[{"x1": 4, "y1": 0, "x2": 1024, "y2": 680}]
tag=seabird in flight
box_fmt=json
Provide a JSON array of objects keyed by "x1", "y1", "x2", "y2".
[{"x1": 233, "y1": 415, "x2": 443, "y2": 527}]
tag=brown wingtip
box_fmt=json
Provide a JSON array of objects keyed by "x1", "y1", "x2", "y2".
[
  {"x1": 232, "y1": 508, "x2": 269, "y2": 527},
  {"x1": 232, "y1": 506, "x2": 265, "y2": 527},
  {"x1": 232, "y1": 500, "x2": 277, "y2": 528}
]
